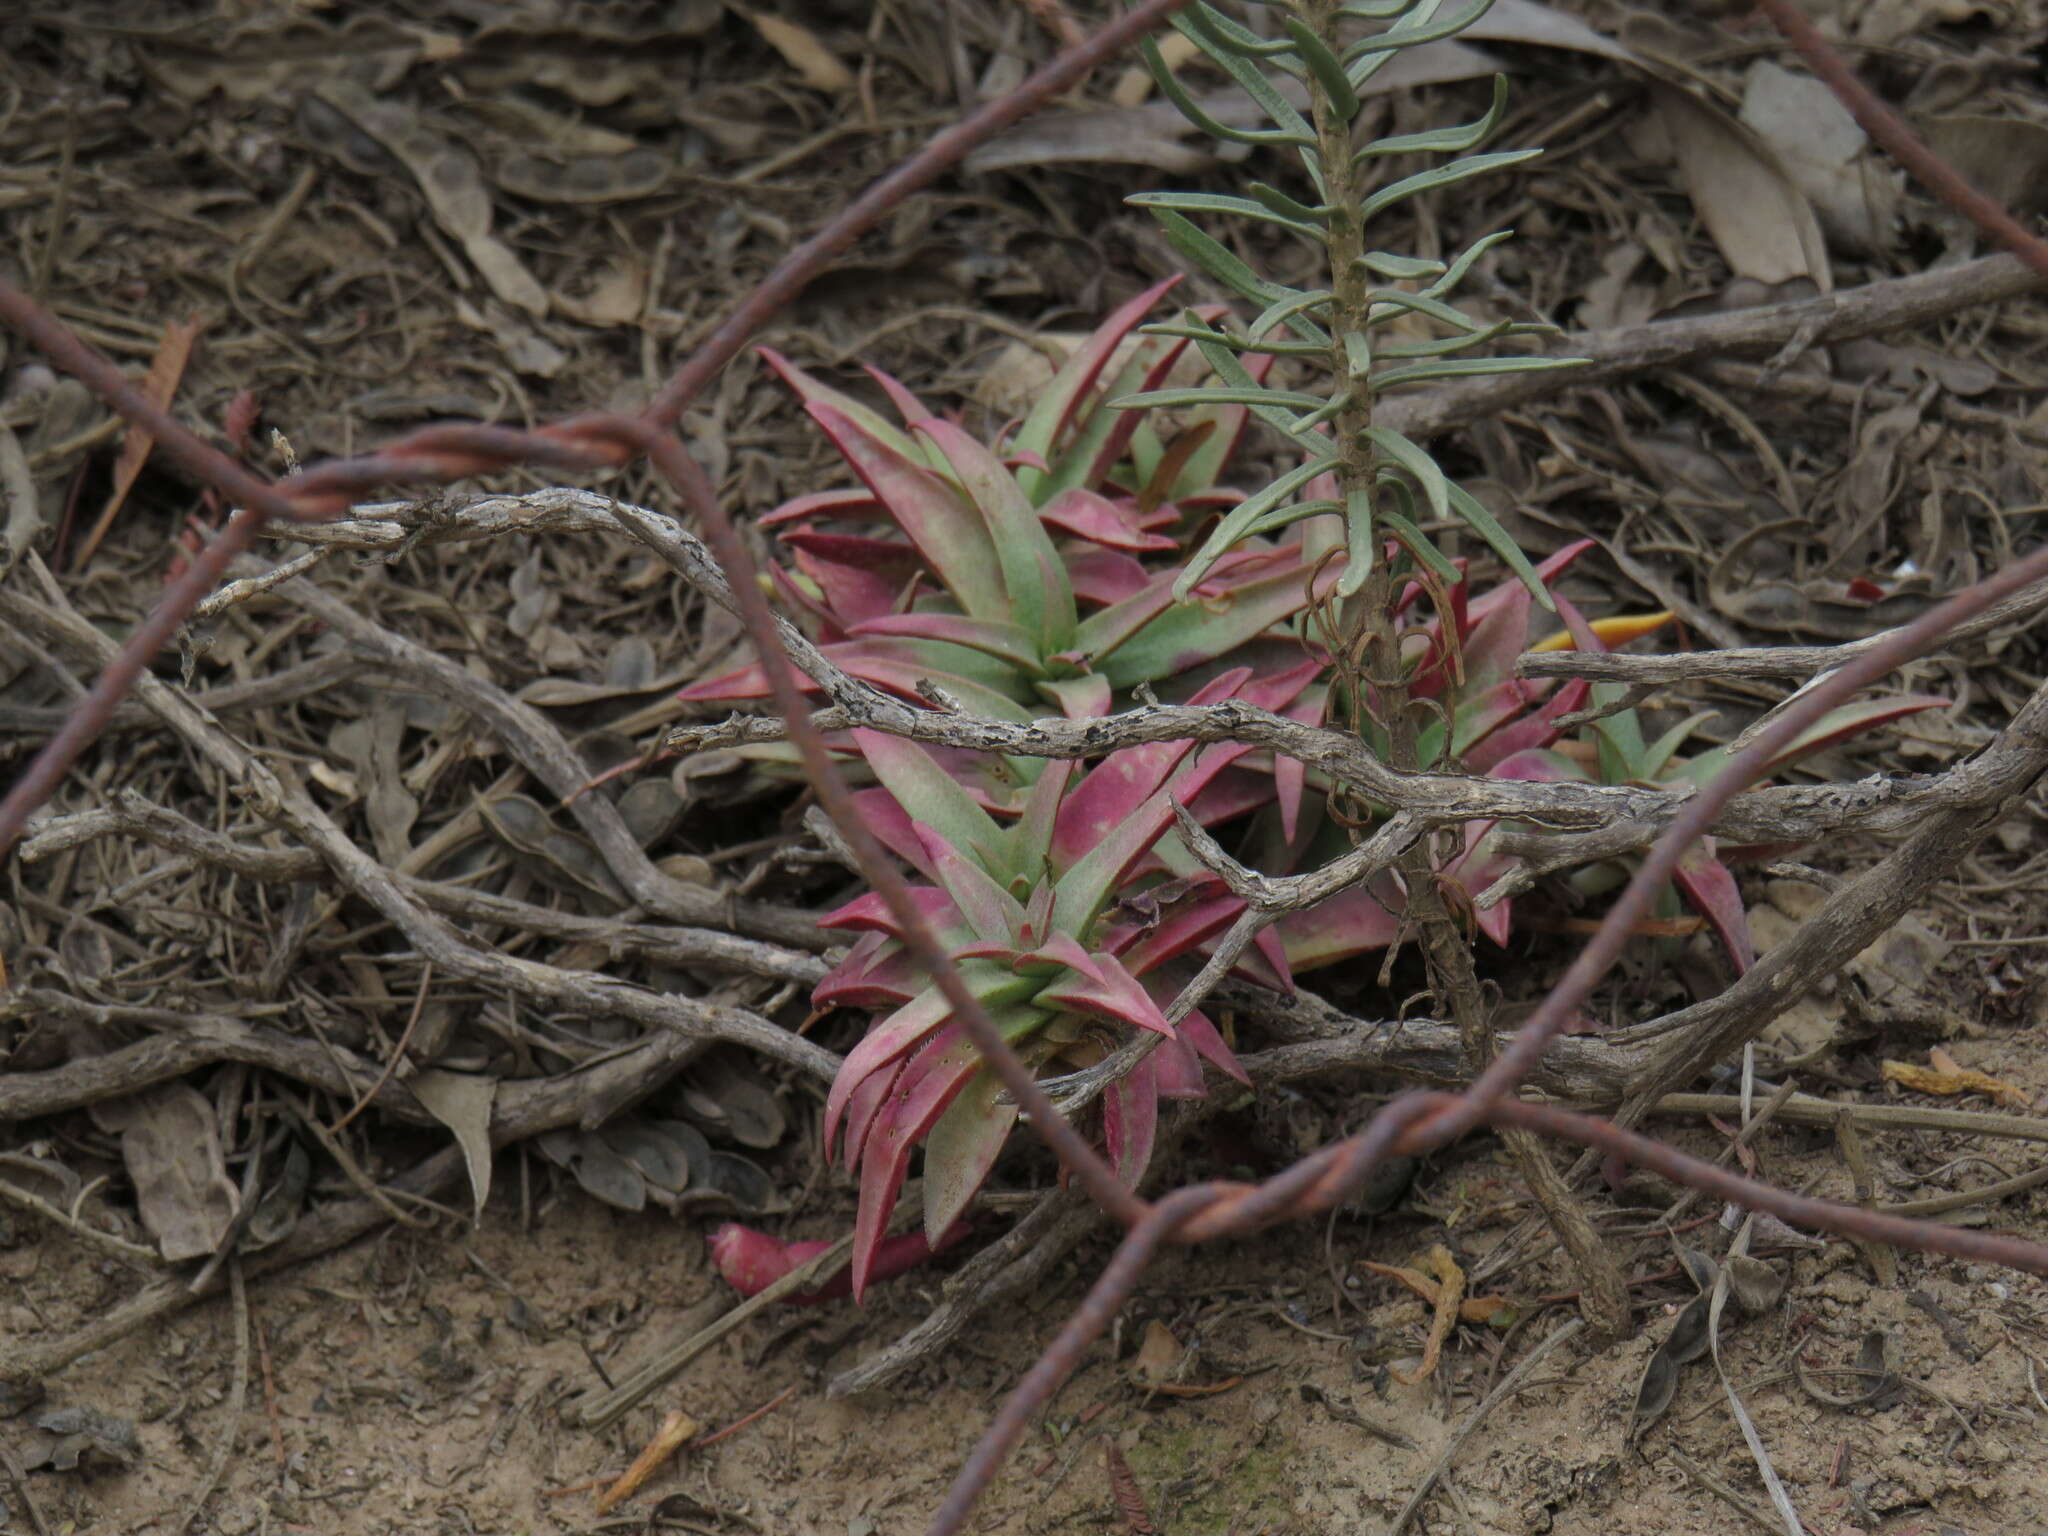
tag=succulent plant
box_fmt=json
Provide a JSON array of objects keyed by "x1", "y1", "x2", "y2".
[
  {"x1": 792, "y1": 657, "x2": 1399, "y2": 1298},
  {"x1": 1483, "y1": 612, "x2": 1947, "y2": 968},
  {"x1": 682, "y1": 278, "x2": 1346, "y2": 746}
]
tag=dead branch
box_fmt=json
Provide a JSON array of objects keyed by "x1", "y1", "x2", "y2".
[{"x1": 0, "y1": 586, "x2": 840, "y2": 1086}]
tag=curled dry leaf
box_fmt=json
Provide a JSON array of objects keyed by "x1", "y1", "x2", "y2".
[
  {"x1": 411, "y1": 1069, "x2": 498, "y2": 1220},
  {"x1": 1391, "y1": 1245, "x2": 1465, "y2": 1387},
  {"x1": 1882, "y1": 1056, "x2": 2029, "y2": 1108}
]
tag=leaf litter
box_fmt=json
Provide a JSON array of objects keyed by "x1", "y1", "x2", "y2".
[{"x1": 3, "y1": 0, "x2": 2048, "y2": 1530}]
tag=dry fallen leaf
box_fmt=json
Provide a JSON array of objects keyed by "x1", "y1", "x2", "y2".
[
  {"x1": 739, "y1": 8, "x2": 854, "y2": 93},
  {"x1": 73, "y1": 316, "x2": 203, "y2": 568},
  {"x1": 596, "y1": 1407, "x2": 699, "y2": 1513},
  {"x1": 1129, "y1": 1318, "x2": 1183, "y2": 1388},
  {"x1": 1882, "y1": 1056, "x2": 2027, "y2": 1107},
  {"x1": 1391, "y1": 1245, "x2": 1465, "y2": 1386},
  {"x1": 1660, "y1": 83, "x2": 1831, "y2": 289}
]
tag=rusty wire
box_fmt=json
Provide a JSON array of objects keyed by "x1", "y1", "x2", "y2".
[{"x1": 4, "y1": 6, "x2": 2048, "y2": 1535}]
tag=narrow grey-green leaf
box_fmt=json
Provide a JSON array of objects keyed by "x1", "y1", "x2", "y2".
[
  {"x1": 1248, "y1": 181, "x2": 1331, "y2": 225},
  {"x1": 1284, "y1": 15, "x2": 1359, "y2": 121},
  {"x1": 1357, "y1": 250, "x2": 1446, "y2": 280},
  {"x1": 1423, "y1": 229, "x2": 1517, "y2": 300},
  {"x1": 1345, "y1": 0, "x2": 1499, "y2": 75},
  {"x1": 1359, "y1": 150, "x2": 1539, "y2": 222},
  {"x1": 1173, "y1": 6, "x2": 1318, "y2": 144},
  {"x1": 1248, "y1": 287, "x2": 1335, "y2": 344},
  {"x1": 1356, "y1": 75, "x2": 1507, "y2": 160},
  {"x1": 1373, "y1": 355, "x2": 1588, "y2": 389},
  {"x1": 1447, "y1": 480, "x2": 1552, "y2": 608},
  {"x1": 1150, "y1": 208, "x2": 1286, "y2": 308},
  {"x1": 1377, "y1": 507, "x2": 1463, "y2": 585},
  {"x1": 1112, "y1": 385, "x2": 1327, "y2": 412},
  {"x1": 1141, "y1": 34, "x2": 1309, "y2": 150},
  {"x1": 1337, "y1": 486, "x2": 1378, "y2": 597},
  {"x1": 1128, "y1": 190, "x2": 1322, "y2": 241},
  {"x1": 1363, "y1": 425, "x2": 1449, "y2": 523},
  {"x1": 1175, "y1": 452, "x2": 1341, "y2": 599}
]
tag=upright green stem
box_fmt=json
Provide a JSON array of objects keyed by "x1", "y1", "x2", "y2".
[{"x1": 1296, "y1": 0, "x2": 1630, "y2": 1342}]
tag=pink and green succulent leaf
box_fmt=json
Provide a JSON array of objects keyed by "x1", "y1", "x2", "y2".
[
  {"x1": 1179, "y1": 1005, "x2": 1250, "y2": 1084},
  {"x1": 852, "y1": 1005, "x2": 1045, "y2": 1297},
  {"x1": 803, "y1": 401, "x2": 1006, "y2": 616},
  {"x1": 1151, "y1": 1028, "x2": 1208, "y2": 1098},
  {"x1": 708, "y1": 1219, "x2": 970, "y2": 1304},
  {"x1": 1101, "y1": 1054, "x2": 1161, "y2": 1189},
  {"x1": 1637, "y1": 711, "x2": 1724, "y2": 784},
  {"x1": 913, "y1": 416, "x2": 1078, "y2": 650},
  {"x1": 818, "y1": 882, "x2": 966, "y2": 943},
  {"x1": 1011, "y1": 755, "x2": 1080, "y2": 876},
  {"x1": 1153, "y1": 351, "x2": 1279, "y2": 504},
  {"x1": 780, "y1": 531, "x2": 923, "y2": 630},
  {"x1": 1038, "y1": 672, "x2": 1114, "y2": 719},
  {"x1": 1086, "y1": 550, "x2": 1336, "y2": 690},
  {"x1": 1034, "y1": 948, "x2": 1176, "y2": 1037},
  {"x1": 814, "y1": 935, "x2": 923, "y2": 1010},
  {"x1": 1063, "y1": 548, "x2": 1154, "y2": 607},
  {"x1": 1054, "y1": 328, "x2": 1204, "y2": 499},
  {"x1": 1671, "y1": 838, "x2": 1755, "y2": 972},
  {"x1": 759, "y1": 485, "x2": 885, "y2": 528},
  {"x1": 862, "y1": 362, "x2": 935, "y2": 428},
  {"x1": 823, "y1": 969, "x2": 1046, "y2": 1153},
  {"x1": 846, "y1": 612, "x2": 1047, "y2": 676},
  {"x1": 1677, "y1": 695, "x2": 1949, "y2": 787},
  {"x1": 1010, "y1": 275, "x2": 1183, "y2": 502},
  {"x1": 1462, "y1": 678, "x2": 1588, "y2": 772},
  {"x1": 1109, "y1": 891, "x2": 1244, "y2": 976},
  {"x1": 920, "y1": 1066, "x2": 1019, "y2": 1242},
  {"x1": 853, "y1": 729, "x2": 1012, "y2": 881},
  {"x1": 911, "y1": 825, "x2": 1029, "y2": 946},
  {"x1": 1014, "y1": 927, "x2": 1108, "y2": 984},
  {"x1": 1038, "y1": 488, "x2": 1180, "y2": 552},
  {"x1": 1276, "y1": 878, "x2": 1408, "y2": 972},
  {"x1": 836, "y1": 1056, "x2": 903, "y2": 1171},
  {"x1": 757, "y1": 347, "x2": 930, "y2": 467}
]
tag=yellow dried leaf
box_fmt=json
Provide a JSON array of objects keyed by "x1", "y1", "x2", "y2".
[
  {"x1": 1391, "y1": 1245, "x2": 1465, "y2": 1387},
  {"x1": 1882, "y1": 1058, "x2": 2027, "y2": 1107},
  {"x1": 1529, "y1": 610, "x2": 1675, "y2": 652}
]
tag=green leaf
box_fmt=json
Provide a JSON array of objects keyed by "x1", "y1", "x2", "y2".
[
  {"x1": 1140, "y1": 35, "x2": 1309, "y2": 150},
  {"x1": 1284, "y1": 15, "x2": 1359, "y2": 121},
  {"x1": 854, "y1": 729, "x2": 1011, "y2": 884},
  {"x1": 1243, "y1": 498, "x2": 1341, "y2": 538},
  {"x1": 1359, "y1": 150, "x2": 1539, "y2": 222},
  {"x1": 1362, "y1": 426, "x2": 1449, "y2": 523},
  {"x1": 1377, "y1": 507, "x2": 1462, "y2": 586},
  {"x1": 1176, "y1": 314, "x2": 1330, "y2": 448},
  {"x1": 1248, "y1": 287, "x2": 1335, "y2": 345},
  {"x1": 1247, "y1": 181, "x2": 1332, "y2": 225},
  {"x1": 1423, "y1": 229, "x2": 1517, "y2": 301},
  {"x1": 1360, "y1": 284, "x2": 1491, "y2": 334},
  {"x1": 1174, "y1": 453, "x2": 1341, "y2": 600},
  {"x1": 1337, "y1": 485, "x2": 1377, "y2": 598},
  {"x1": 1355, "y1": 74, "x2": 1508, "y2": 159},
  {"x1": 1357, "y1": 251, "x2": 1446, "y2": 280},
  {"x1": 1112, "y1": 385, "x2": 1328, "y2": 412},
  {"x1": 1373, "y1": 355, "x2": 1590, "y2": 389},
  {"x1": 914, "y1": 418, "x2": 1075, "y2": 651},
  {"x1": 1127, "y1": 191, "x2": 1322, "y2": 242},
  {"x1": 1139, "y1": 322, "x2": 1328, "y2": 358},
  {"x1": 921, "y1": 1065, "x2": 1020, "y2": 1243},
  {"x1": 1149, "y1": 209, "x2": 1293, "y2": 310},
  {"x1": 1346, "y1": 0, "x2": 1500, "y2": 74},
  {"x1": 1170, "y1": 6, "x2": 1317, "y2": 145},
  {"x1": 1446, "y1": 480, "x2": 1552, "y2": 609}
]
